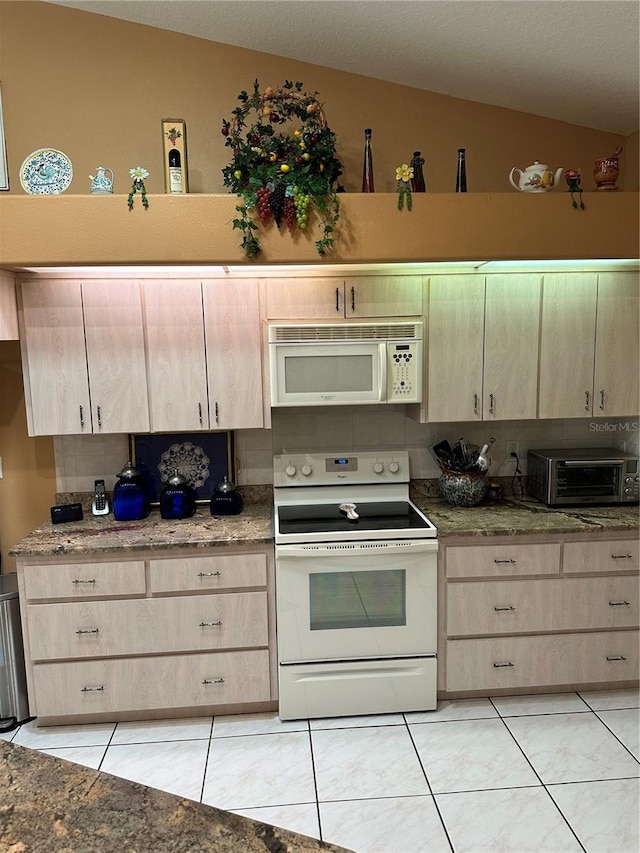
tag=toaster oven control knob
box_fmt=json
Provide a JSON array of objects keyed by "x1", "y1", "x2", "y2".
[
  {"x1": 301, "y1": 464, "x2": 312, "y2": 477},
  {"x1": 388, "y1": 461, "x2": 400, "y2": 474},
  {"x1": 373, "y1": 462, "x2": 385, "y2": 474},
  {"x1": 285, "y1": 464, "x2": 297, "y2": 478},
  {"x1": 625, "y1": 476, "x2": 633, "y2": 484},
  {"x1": 624, "y1": 487, "x2": 633, "y2": 495}
]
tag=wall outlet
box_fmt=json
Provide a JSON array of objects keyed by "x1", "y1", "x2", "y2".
[{"x1": 507, "y1": 441, "x2": 520, "y2": 460}]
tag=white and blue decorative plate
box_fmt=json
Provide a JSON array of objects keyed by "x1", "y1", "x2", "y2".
[{"x1": 19, "y1": 148, "x2": 73, "y2": 194}]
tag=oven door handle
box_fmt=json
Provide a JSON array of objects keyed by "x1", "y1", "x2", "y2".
[
  {"x1": 276, "y1": 541, "x2": 439, "y2": 558},
  {"x1": 561, "y1": 459, "x2": 624, "y2": 466}
]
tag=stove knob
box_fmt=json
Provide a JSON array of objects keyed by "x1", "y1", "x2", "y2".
[
  {"x1": 301, "y1": 464, "x2": 313, "y2": 476},
  {"x1": 388, "y1": 461, "x2": 400, "y2": 474},
  {"x1": 625, "y1": 476, "x2": 633, "y2": 484},
  {"x1": 373, "y1": 462, "x2": 385, "y2": 474},
  {"x1": 284, "y1": 464, "x2": 297, "y2": 478},
  {"x1": 635, "y1": 476, "x2": 639, "y2": 483},
  {"x1": 624, "y1": 487, "x2": 634, "y2": 495}
]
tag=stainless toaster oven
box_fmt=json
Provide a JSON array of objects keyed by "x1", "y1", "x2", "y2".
[{"x1": 527, "y1": 447, "x2": 640, "y2": 506}]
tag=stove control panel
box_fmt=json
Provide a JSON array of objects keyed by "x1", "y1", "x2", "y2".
[{"x1": 274, "y1": 450, "x2": 409, "y2": 486}]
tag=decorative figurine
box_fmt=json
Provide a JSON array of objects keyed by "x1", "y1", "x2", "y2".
[
  {"x1": 564, "y1": 169, "x2": 585, "y2": 209},
  {"x1": 89, "y1": 165, "x2": 114, "y2": 194},
  {"x1": 395, "y1": 163, "x2": 414, "y2": 210},
  {"x1": 127, "y1": 166, "x2": 149, "y2": 209}
]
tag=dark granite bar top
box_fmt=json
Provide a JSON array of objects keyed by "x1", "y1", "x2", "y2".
[
  {"x1": 0, "y1": 740, "x2": 351, "y2": 853},
  {"x1": 9, "y1": 488, "x2": 638, "y2": 559}
]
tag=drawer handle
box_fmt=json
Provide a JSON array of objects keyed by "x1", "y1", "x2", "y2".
[
  {"x1": 494, "y1": 605, "x2": 516, "y2": 612},
  {"x1": 609, "y1": 600, "x2": 630, "y2": 607},
  {"x1": 72, "y1": 579, "x2": 96, "y2": 585},
  {"x1": 75, "y1": 628, "x2": 100, "y2": 635},
  {"x1": 606, "y1": 655, "x2": 628, "y2": 662},
  {"x1": 202, "y1": 677, "x2": 225, "y2": 685},
  {"x1": 492, "y1": 662, "x2": 514, "y2": 668},
  {"x1": 611, "y1": 553, "x2": 633, "y2": 560},
  {"x1": 197, "y1": 572, "x2": 221, "y2": 578},
  {"x1": 199, "y1": 621, "x2": 222, "y2": 628},
  {"x1": 494, "y1": 559, "x2": 516, "y2": 564},
  {"x1": 81, "y1": 685, "x2": 105, "y2": 692}
]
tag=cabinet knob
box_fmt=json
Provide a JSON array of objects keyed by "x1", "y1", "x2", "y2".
[
  {"x1": 199, "y1": 620, "x2": 222, "y2": 628},
  {"x1": 494, "y1": 558, "x2": 516, "y2": 564},
  {"x1": 608, "y1": 600, "x2": 630, "y2": 607},
  {"x1": 611, "y1": 553, "x2": 632, "y2": 560},
  {"x1": 199, "y1": 402, "x2": 203, "y2": 425},
  {"x1": 80, "y1": 685, "x2": 105, "y2": 692},
  {"x1": 493, "y1": 605, "x2": 516, "y2": 612},
  {"x1": 606, "y1": 655, "x2": 627, "y2": 662},
  {"x1": 215, "y1": 401, "x2": 219, "y2": 424},
  {"x1": 599, "y1": 389, "x2": 605, "y2": 410},
  {"x1": 72, "y1": 578, "x2": 96, "y2": 585},
  {"x1": 197, "y1": 571, "x2": 221, "y2": 578},
  {"x1": 492, "y1": 662, "x2": 514, "y2": 668},
  {"x1": 489, "y1": 393, "x2": 495, "y2": 414},
  {"x1": 351, "y1": 285, "x2": 355, "y2": 312},
  {"x1": 79, "y1": 405, "x2": 85, "y2": 428},
  {"x1": 584, "y1": 390, "x2": 590, "y2": 410},
  {"x1": 202, "y1": 677, "x2": 225, "y2": 685},
  {"x1": 96, "y1": 405, "x2": 102, "y2": 427},
  {"x1": 75, "y1": 628, "x2": 100, "y2": 635},
  {"x1": 473, "y1": 394, "x2": 479, "y2": 415}
]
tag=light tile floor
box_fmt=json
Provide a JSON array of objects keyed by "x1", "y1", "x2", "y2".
[{"x1": 2, "y1": 689, "x2": 639, "y2": 853}]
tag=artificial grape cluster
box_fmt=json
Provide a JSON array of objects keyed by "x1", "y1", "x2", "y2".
[
  {"x1": 269, "y1": 182, "x2": 287, "y2": 226},
  {"x1": 283, "y1": 196, "x2": 297, "y2": 232},
  {"x1": 256, "y1": 186, "x2": 272, "y2": 223},
  {"x1": 292, "y1": 186, "x2": 311, "y2": 230}
]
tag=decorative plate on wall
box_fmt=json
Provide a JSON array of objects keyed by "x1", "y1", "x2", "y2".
[{"x1": 19, "y1": 147, "x2": 73, "y2": 194}]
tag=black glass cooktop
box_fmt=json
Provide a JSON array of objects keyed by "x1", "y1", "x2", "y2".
[{"x1": 277, "y1": 501, "x2": 430, "y2": 535}]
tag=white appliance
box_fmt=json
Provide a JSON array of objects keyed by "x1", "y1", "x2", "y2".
[
  {"x1": 268, "y1": 321, "x2": 423, "y2": 407},
  {"x1": 273, "y1": 450, "x2": 438, "y2": 720}
]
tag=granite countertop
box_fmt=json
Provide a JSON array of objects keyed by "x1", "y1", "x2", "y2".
[
  {"x1": 0, "y1": 740, "x2": 351, "y2": 853},
  {"x1": 10, "y1": 489, "x2": 639, "y2": 558}
]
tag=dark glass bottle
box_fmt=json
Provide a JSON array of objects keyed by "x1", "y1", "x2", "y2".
[
  {"x1": 410, "y1": 151, "x2": 426, "y2": 192},
  {"x1": 168, "y1": 148, "x2": 183, "y2": 194},
  {"x1": 362, "y1": 128, "x2": 374, "y2": 193},
  {"x1": 455, "y1": 148, "x2": 467, "y2": 192}
]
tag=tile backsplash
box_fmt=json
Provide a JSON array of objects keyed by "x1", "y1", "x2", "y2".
[{"x1": 54, "y1": 410, "x2": 639, "y2": 493}]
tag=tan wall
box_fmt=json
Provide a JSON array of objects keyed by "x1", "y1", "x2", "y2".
[
  {"x1": 0, "y1": 341, "x2": 56, "y2": 572},
  {"x1": 0, "y1": 1, "x2": 634, "y2": 197}
]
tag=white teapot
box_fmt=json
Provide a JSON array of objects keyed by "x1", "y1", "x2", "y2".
[{"x1": 509, "y1": 161, "x2": 563, "y2": 192}]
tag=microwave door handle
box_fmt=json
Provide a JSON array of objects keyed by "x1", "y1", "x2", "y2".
[
  {"x1": 562, "y1": 459, "x2": 625, "y2": 466},
  {"x1": 379, "y1": 344, "x2": 388, "y2": 401}
]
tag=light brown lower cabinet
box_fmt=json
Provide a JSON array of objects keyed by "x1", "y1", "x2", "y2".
[
  {"x1": 440, "y1": 533, "x2": 640, "y2": 697},
  {"x1": 17, "y1": 546, "x2": 276, "y2": 725}
]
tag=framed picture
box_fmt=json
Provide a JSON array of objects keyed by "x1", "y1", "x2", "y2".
[
  {"x1": 161, "y1": 118, "x2": 188, "y2": 194},
  {"x1": 130, "y1": 431, "x2": 234, "y2": 505},
  {"x1": 0, "y1": 82, "x2": 8, "y2": 191}
]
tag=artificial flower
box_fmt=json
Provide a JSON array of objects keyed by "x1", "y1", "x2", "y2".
[
  {"x1": 129, "y1": 166, "x2": 149, "y2": 182},
  {"x1": 395, "y1": 164, "x2": 414, "y2": 183}
]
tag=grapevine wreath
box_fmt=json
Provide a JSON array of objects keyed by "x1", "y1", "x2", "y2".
[{"x1": 221, "y1": 80, "x2": 343, "y2": 259}]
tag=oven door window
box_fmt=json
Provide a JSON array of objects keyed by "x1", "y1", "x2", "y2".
[
  {"x1": 310, "y1": 570, "x2": 406, "y2": 631},
  {"x1": 285, "y1": 354, "x2": 374, "y2": 394},
  {"x1": 557, "y1": 463, "x2": 620, "y2": 499}
]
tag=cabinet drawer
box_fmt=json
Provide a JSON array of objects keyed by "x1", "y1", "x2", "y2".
[
  {"x1": 563, "y1": 539, "x2": 640, "y2": 574},
  {"x1": 446, "y1": 543, "x2": 561, "y2": 578},
  {"x1": 446, "y1": 631, "x2": 639, "y2": 692},
  {"x1": 149, "y1": 553, "x2": 267, "y2": 593},
  {"x1": 31, "y1": 650, "x2": 271, "y2": 718},
  {"x1": 28, "y1": 592, "x2": 268, "y2": 660},
  {"x1": 447, "y1": 576, "x2": 639, "y2": 636},
  {"x1": 23, "y1": 561, "x2": 146, "y2": 600}
]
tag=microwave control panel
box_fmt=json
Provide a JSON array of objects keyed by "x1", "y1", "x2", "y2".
[{"x1": 387, "y1": 341, "x2": 422, "y2": 402}]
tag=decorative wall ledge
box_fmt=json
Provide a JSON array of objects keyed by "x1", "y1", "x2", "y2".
[{"x1": 0, "y1": 192, "x2": 638, "y2": 268}]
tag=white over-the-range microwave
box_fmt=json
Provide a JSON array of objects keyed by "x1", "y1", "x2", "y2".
[{"x1": 268, "y1": 321, "x2": 423, "y2": 406}]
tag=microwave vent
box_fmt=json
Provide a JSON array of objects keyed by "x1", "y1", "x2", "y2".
[{"x1": 270, "y1": 323, "x2": 422, "y2": 342}]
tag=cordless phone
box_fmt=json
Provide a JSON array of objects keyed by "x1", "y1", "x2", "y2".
[{"x1": 91, "y1": 479, "x2": 109, "y2": 515}]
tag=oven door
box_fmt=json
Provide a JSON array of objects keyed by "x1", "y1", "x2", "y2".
[
  {"x1": 553, "y1": 459, "x2": 623, "y2": 504},
  {"x1": 275, "y1": 539, "x2": 437, "y2": 664}
]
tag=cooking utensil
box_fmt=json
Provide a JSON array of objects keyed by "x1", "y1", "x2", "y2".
[
  {"x1": 432, "y1": 440, "x2": 454, "y2": 469},
  {"x1": 475, "y1": 437, "x2": 496, "y2": 472}
]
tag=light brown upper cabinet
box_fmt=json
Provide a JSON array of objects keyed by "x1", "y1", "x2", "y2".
[
  {"x1": 427, "y1": 274, "x2": 541, "y2": 422},
  {"x1": 143, "y1": 279, "x2": 209, "y2": 432},
  {"x1": 202, "y1": 279, "x2": 264, "y2": 430},
  {"x1": 539, "y1": 272, "x2": 639, "y2": 418},
  {"x1": 18, "y1": 278, "x2": 149, "y2": 436},
  {"x1": 263, "y1": 276, "x2": 423, "y2": 320},
  {"x1": 0, "y1": 270, "x2": 18, "y2": 340}
]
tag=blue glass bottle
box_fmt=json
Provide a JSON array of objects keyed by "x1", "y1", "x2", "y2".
[{"x1": 112, "y1": 462, "x2": 149, "y2": 521}]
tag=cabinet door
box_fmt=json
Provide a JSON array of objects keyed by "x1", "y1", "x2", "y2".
[
  {"x1": 427, "y1": 275, "x2": 485, "y2": 422},
  {"x1": 203, "y1": 279, "x2": 263, "y2": 429},
  {"x1": 345, "y1": 276, "x2": 423, "y2": 317},
  {"x1": 0, "y1": 270, "x2": 18, "y2": 340},
  {"x1": 593, "y1": 272, "x2": 639, "y2": 417},
  {"x1": 18, "y1": 279, "x2": 92, "y2": 435},
  {"x1": 538, "y1": 274, "x2": 598, "y2": 418},
  {"x1": 144, "y1": 280, "x2": 209, "y2": 431},
  {"x1": 483, "y1": 275, "x2": 541, "y2": 420},
  {"x1": 82, "y1": 280, "x2": 150, "y2": 433},
  {"x1": 264, "y1": 277, "x2": 343, "y2": 319}
]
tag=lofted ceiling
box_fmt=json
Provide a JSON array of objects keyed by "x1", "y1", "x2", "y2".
[{"x1": 47, "y1": 0, "x2": 639, "y2": 136}]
